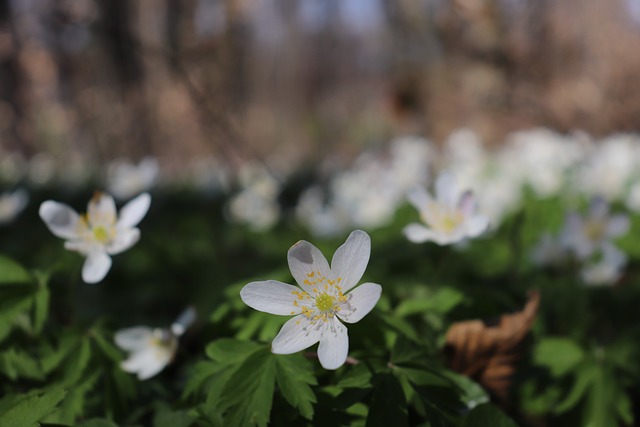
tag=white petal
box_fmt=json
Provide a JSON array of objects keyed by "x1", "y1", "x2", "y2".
[
  {"x1": 87, "y1": 192, "x2": 117, "y2": 226},
  {"x1": 114, "y1": 326, "x2": 154, "y2": 351},
  {"x1": 317, "y1": 318, "x2": 348, "y2": 370},
  {"x1": 465, "y1": 215, "x2": 489, "y2": 237},
  {"x1": 407, "y1": 186, "x2": 432, "y2": 211},
  {"x1": 287, "y1": 240, "x2": 332, "y2": 294},
  {"x1": 435, "y1": 171, "x2": 459, "y2": 208},
  {"x1": 39, "y1": 201, "x2": 81, "y2": 239},
  {"x1": 457, "y1": 190, "x2": 477, "y2": 217},
  {"x1": 64, "y1": 240, "x2": 92, "y2": 255},
  {"x1": 403, "y1": 223, "x2": 435, "y2": 243},
  {"x1": 330, "y1": 230, "x2": 370, "y2": 292},
  {"x1": 121, "y1": 346, "x2": 171, "y2": 380},
  {"x1": 118, "y1": 193, "x2": 151, "y2": 229},
  {"x1": 240, "y1": 280, "x2": 309, "y2": 315},
  {"x1": 605, "y1": 214, "x2": 630, "y2": 238},
  {"x1": 82, "y1": 251, "x2": 112, "y2": 283},
  {"x1": 337, "y1": 283, "x2": 381, "y2": 324},
  {"x1": 272, "y1": 315, "x2": 322, "y2": 354},
  {"x1": 106, "y1": 228, "x2": 140, "y2": 255}
]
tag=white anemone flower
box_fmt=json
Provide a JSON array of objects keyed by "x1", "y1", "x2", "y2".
[
  {"x1": 39, "y1": 192, "x2": 151, "y2": 283},
  {"x1": 560, "y1": 197, "x2": 630, "y2": 260},
  {"x1": 115, "y1": 307, "x2": 196, "y2": 380},
  {"x1": 240, "y1": 230, "x2": 382, "y2": 370},
  {"x1": 403, "y1": 171, "x2": 489, "y2": 245}
]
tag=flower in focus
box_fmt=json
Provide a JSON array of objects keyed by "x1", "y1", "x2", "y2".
[
  {"x1": 0, "y1": 189, "x2": 28, "y2": 225},
  {"x1": 39, "y1": 192, "x2": 151, "y2": 283},
  {"x1": 240, "y1": 230, "x2": 382, "y2": 370},
  {"x1": 404, "y1": 171, "x2": 489, "y2": 245},
  {"x1": 561, "y1": 196, "x2": 630, "y2": 259},
  {"x1": 115, "y1": 307, "x2": 196, "y2": 380}
]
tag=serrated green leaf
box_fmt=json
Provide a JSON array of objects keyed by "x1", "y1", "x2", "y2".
[
  {"x1": 463, "y1": 403, "x2": 519, "y2": 427},
  {"x1": 44, "y1": 370, "x2": 101, "y2": 424},
  {"x1": 59, "y1": 337, "x2": 91, "y2": 387},
  {"x1": 365, "y1": 373, "x2": 408, "y2": 427},
  {"x1": 218, "y1": 347, "x2": 277, "y2": 427},
  {"x1": 0, "y1": 389, "x2": 67, "y2": 427},
  {"x1": 0, "y1": 255, "x2": 32, "y2": 285},
  {"x1": 534, "y1": 338, "x2": 585, "y2": 377},
  {"x1": 274, "y1": 353, "x2": 317, "y2": 420},
  {"x1": 185, "y1": 339, "x2": 264, "y2": 423}
]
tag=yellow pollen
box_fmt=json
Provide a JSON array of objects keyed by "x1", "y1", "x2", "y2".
[
  {"x1": 315, "y1": 293, "x2": 335, "y2": 312},
  {"x1": 93, "y1": 226, "x2": 109, "y2": 243}
]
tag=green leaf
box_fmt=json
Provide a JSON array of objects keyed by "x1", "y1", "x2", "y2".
[
  {"x1": 463, "y1": 403, "x2": 519, "y2": 427},
  {"x1": 0, "y1": 255, "x2": 32, "y2": 285},
  {"x1": 76, "y1": 419, "x2": 119, "y2": 427},
  {"x1": 41, "y1": 333, "x2": 81, "y2": 374},
  {"x1": 337, "y1": 364, "x2": 372, "y2": 389},
  {"x1": 44, "y1": 370, "x2": 100, "y2": 424},
  {"x1": 441, "y1": 371, "x2": 489, "y2": 410},
  {"x1": 365, "y1": 373, "x2": 408, "y2": 427},
  {"x1": 274, "y1": 353, "x2": 317, "y2": 420},
  {"x1": 32, "y1": 271, "x2": 51, "y2": 335},
  {"x1": 0, "y1": 348, "x2": 44, "y2": 380},
  {"x1": 395, "y1": 287, "x2": 464, "y2": 317},
  {"x1": 0, "y1": 389, "x2": 67, "y2": 427},
  {"x1": 534, "y1": 338, "x2": 585, "y2": 377},
  {"x1": 184, "y1": 339, "x2": 263, "y2": 423},
  {"x1": 218, "y1": 347, "x2": 277, "y2": 427},
  {"x1": 153, "y1": 409, "x2": 196, "y2": 427},
  {"x1": 554, "y1": 362, "x2": 596, "y2": 414}
]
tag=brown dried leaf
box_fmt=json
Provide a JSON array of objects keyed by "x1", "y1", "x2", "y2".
[{"x1": 444, "y1": 290, "x2": 540, "y2": 402}]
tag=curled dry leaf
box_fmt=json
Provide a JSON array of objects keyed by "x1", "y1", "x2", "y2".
[{"x1": 444, "y1": 290, "x2": 540, "y2": 403}]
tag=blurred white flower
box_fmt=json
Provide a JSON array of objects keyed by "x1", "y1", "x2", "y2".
[
  {"x1": 107, "y1": 157, "x2": 159, "y2": 200},
  {"x1": 575, "y1": 135, "x2": 640, "y2": 200},
  {"x1": 503, "y1": 129, "x2": 586, "y2": 198},
  {"x1": 404, "y1": 171, "x2": 489, "y2": 245},
  {"x1": 115, "y1": 307, "x2": 196, "y2": 380},
  {"x1": 297, "y1": 136, "x2": 433, "y2": 236},
  {"x1": 228, "y1": 164, "x2": 281, "y2": 231},
  {"x1": 240, "y1": 230, "x2": 381, "y2": 370},
  {"x1": 581, "y1": 243, "x2": 626, "y2": 286},
  {"x1": 39, "y1": 192, "x2": 151, "y2": 283},
  {"x1": 0, "y1": 189, "x2": 28, "y2": 225},
  {"x1": 561, "y1": 197, "x2": 630, "y2": 259}
]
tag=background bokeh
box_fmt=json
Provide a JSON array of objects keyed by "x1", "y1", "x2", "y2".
[{"x1": 2, "y1": 0, "x2": 640, "y2": 174}]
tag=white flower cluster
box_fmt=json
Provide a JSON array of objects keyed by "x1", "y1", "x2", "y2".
[
  {"x1": 532, "y1": 197, "x2": 630, "y2": 286},
  {"x1": 296, "y1": 128, "x2": 640, "y2": 236}
]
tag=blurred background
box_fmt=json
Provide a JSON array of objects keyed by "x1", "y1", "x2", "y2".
[{"x1": 2, "y1": 0, "x2": 640, "y2": 175}]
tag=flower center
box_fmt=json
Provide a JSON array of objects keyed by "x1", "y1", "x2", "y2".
[
  {"x1": 93, "y1": 226, "x2": 110, "y2": 243},
  {"x1": 439, "y1": 213, "x2": 463, "y2": 233},
  {"x1": 584, "y1": 220, "x2": 605, "y2": 241},
  {"x1": 315, "y1": 293, "x2": 335, "y2": 312}
]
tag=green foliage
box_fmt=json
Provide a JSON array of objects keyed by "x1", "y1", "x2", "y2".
[
  {"x1": 2, "y1": 189, "x2": 640, "y2": 426},
  {"x1": 0, "y1": 388, "x2": 67, "y2": 427}
]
